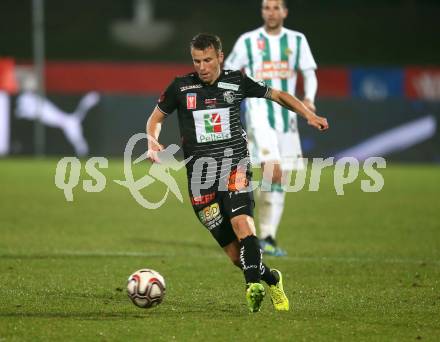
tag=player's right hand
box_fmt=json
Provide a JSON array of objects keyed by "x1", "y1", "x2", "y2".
[{"x1": 147, "y1": 143, "x2": 164, "y2": 163}]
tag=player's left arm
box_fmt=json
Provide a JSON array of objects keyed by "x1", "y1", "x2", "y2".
[
  {"x1": 302, "y1": 69, "x2": 317, "y2": 112},
  {"x1": 298, "y1": 34, "x2": 318, "y2": 113},
  {"x1": 267, "y1": 89, "x2": 328, "y2": 131}
]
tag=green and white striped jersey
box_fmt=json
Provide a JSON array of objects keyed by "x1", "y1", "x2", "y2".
[{"x1": 225, "y1": 27, "x2": 317, "y2": 132}]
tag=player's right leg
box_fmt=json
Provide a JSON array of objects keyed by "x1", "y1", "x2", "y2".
[
  {"x1": 259, "y1": 161, "x2": 287, "y2": 256},
  {"x1": 247, "y1": 121, "x2": 287, "y2": 256},
  {"x1": 228, "y1": 205, "x2": 288, "y2": 312},
  {"x1": 189, "y1": 184, "x2": 266, "y2": 312},
  {"x1": 223, "y1": 239, "x2": 289, "y2": 312},
  {"x1": 228, "y1": 215, "x2": 266, "y2": 313}
]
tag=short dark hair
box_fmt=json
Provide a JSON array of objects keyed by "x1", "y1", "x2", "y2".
[
  {"x1": 262, "y1": 0, "x2": 287, "y2": 8},
  {"x1": 190, "y1": 33, "x2": 222, "y2": 53}
]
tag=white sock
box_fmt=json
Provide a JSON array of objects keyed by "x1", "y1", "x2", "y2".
[{"x1": 258, "y1": 187, "x2": 285, "y2": 241}]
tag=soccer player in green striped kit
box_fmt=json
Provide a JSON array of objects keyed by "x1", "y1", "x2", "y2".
[{"x1": 225, "y1": 0, "x2": 318, "y2": 256}]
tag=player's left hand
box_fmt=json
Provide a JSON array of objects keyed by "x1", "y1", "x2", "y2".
[{"x1": 307, "y1": 114, "x2": 329, "y2": 132}]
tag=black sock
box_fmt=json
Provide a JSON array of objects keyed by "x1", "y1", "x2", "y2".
[
  {"x1": 239, "y1": 235, "x2": 262, "y2": 284},
  {"x1": 264, "y1": 236, "x2": 277, "y2": 246},
  {"x1": 260, "y1": 263, "x2": 278, "y2": 286}
]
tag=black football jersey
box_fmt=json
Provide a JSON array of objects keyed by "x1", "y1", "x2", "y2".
[{"x1": 157, "y1": 69, "x2": 270, "y2": 183}]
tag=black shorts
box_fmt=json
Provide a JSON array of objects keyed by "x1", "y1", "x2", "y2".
[{"x1": 188, "y1": 167, "x2": 255, "y2": 247}]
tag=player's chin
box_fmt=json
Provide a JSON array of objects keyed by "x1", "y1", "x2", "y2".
[{"x1": 199, "y1": 74, "x2": 210, "y2": 81}]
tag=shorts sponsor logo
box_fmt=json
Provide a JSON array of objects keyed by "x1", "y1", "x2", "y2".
[
  {"x1": 198, "y1": 202, "x2": 223, "y2": 230},
  {"x1": 186, "y1": 93, "x2": 197, "y2": 109},
  {"x1": 223, "y1": 90, "x2": 235, "y2": 104},
  {"x1": 256, "y1": 61, "x2": 293, "y2": 80},
  {"x1": 180, "y1": 84, "x2": 202, "y2": 92},
  {"x1": 231, "y1": 205, "x2": 247, "y2": 213},
  {"x1": 191, "y1": 192, "x2": 215, "y2": 205},
  {"x1": 218, "y1": 82, "x2": 239, "y2": 91},
  {"x1": 193, "y1": 107, "x2": 232, "y2": 143}
]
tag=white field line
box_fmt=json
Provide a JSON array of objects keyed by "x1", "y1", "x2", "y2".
[{"x1": 0, "y1": 250, "x2": 438, "y2": 266}]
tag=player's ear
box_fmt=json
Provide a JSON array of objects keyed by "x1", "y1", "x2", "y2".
[{"x1": 218, "y1": 51, "x2": 224, "y2": 64}]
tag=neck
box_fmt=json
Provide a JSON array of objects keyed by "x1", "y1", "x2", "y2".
[{"x1": 264, "y1": 25, "x2": 282, "y2": 35}]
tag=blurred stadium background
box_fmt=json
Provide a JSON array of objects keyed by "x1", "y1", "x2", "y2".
[
  {"x1": 0, "y1": 1, "x2": 439, "y2": 340},
  {"x1": 0, "y1": 0, "x2": 439, "y2": 159}
]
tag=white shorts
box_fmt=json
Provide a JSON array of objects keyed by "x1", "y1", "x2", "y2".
[{"x1": 246, "y1": 111, "x2": 304, "y2": 171}]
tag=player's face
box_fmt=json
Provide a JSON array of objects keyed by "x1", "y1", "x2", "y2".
[
  {"x1": 191, "y1": 46, "x2": 224, "y2": 85},
  {"x1": 262, "y1": 0, "x2": 288, "y2": 30}
]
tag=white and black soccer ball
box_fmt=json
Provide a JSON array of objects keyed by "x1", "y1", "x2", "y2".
[{"x1": 127, "y1": 269, "x2": 166, "y2": 308}]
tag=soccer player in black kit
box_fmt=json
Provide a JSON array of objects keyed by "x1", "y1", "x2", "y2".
[{"x1": 146, "y1": 33, "x2": 328, "y2": 312}]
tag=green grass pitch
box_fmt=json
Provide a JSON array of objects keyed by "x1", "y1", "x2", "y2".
[{"x1": 0, "y1": 158, "x2": 439, "y2": 341}]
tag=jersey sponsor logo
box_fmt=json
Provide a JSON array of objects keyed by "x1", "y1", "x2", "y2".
[
  {"x1": 205, "y1": 113, "x2": 222, "y2": 133},
  {"x1": 256, "y1": 61, "x2": 294, "y2": 80},
  {"x1": 191, "y1": 192, "x2": 215, "y2": 205},
  {"x1": 218, "y1": 82, "x2": 240, "y2": 91},
  {"x1": 198, "y1": 202, "x2": 223, "y2": 230},
  {"x1": 186, "y1": 93, "x2": 197, "y2": 109},
  {"x1": 193, "y1": 108, "x2": 232, "y2": 143},
  {"x1": 180, "y1": 84, "x2": 202, "y2": 92},
  {"x1": 223, "y1": 90, "x2": 235, "y2": 104},
  {"x1": 257, "y1": 38, "x2": 266, "y2": 50},
  {"x1": 204, "y1": 98, "x2": 217, "y2": 108}
]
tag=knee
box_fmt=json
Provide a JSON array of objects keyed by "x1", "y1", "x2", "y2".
[
  {"x1": 263, "y1": 162, "x2": 283, "y2": 184},
  {"x1": 272, "y1": 164, "x2": 283, "y2": 183},
  {"x1": 231, "y1": 215, "x2": 256, "y2": 240}
]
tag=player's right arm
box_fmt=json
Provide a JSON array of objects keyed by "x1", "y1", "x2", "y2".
[
  {"x1": 146, "y1": 78, "x2": 178, "y2": 163},
  {"x1": 224, "y1": 35, "x2": 248, "y2": 71},
  {"x1": 146, "y1": 107, "x2": 165, "y2": 163}
]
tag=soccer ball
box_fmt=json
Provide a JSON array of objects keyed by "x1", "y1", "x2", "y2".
[{"x1": 127, "y1": 269, "x2": 166, "y2": 308}]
